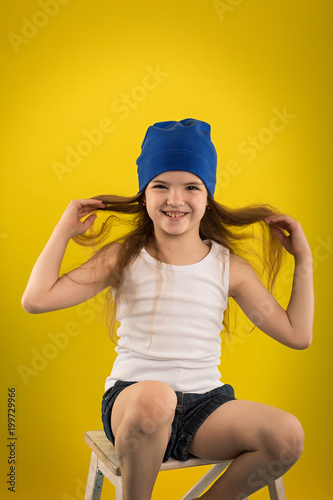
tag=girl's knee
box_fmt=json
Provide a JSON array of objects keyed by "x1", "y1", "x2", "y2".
[
  {"x1": 281, "y1": 413, "x2": 304, "y2": 462},
  {"x1": 124, "y1": 381, "x2": 177, "y2": 435},
  {"x1": 265, "y1": 412, "x2": 304, "y2": 465}
]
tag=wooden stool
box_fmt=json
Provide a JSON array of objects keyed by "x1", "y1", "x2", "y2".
[{"x1": 84, "y1": 430, "x2": 287, "y2": 500}]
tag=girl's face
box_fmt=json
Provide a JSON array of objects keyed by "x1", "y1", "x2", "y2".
[{"x1": 144, "y1": 170, "x2": 208, "y2": 239}]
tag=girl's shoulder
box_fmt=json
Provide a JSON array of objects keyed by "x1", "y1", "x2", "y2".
[{"x1": 228, "y1": 253, "x2": 251, "y2": 298}]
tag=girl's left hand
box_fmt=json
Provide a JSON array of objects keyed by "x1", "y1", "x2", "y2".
[{"x1": 262, "y1": 214, "x2": 312, "y2": 258}]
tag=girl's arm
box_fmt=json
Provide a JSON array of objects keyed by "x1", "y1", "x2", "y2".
[
  {"x1": 229, "y1": 215, "x2": 314, "y2": 349},
  {"x1": 21, "y1": 199, "x2": 116, "y2": 314}
]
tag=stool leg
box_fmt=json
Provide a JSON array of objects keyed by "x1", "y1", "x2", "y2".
[
  {"x1": 93, "y1": 459, "x2": 123, "y2": 500},
  {"x1": 180, "y1": 462, "x2": 231, "y2": 500},
  {"x1": 114, "y1": 476, "x2": 123, "y2": 500},
  {"x1": 268, "y1": 476, "x2": 287, "y2": 500},
  {"x1": 84, "y1": 451, "x2": 104, "y2": 500}
]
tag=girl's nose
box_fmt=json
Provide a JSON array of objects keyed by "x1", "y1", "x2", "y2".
[{"x1": 166, "y1": 190, "x2": 185, "y2": 207}]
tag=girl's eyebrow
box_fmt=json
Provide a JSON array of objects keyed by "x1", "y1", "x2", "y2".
[{"x1": 151, "y1": 179, "x2": 204, "y2": 186}]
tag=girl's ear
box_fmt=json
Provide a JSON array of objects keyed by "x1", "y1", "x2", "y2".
[{"x1": 142, "y1": 187, "x2": 147, "y2": 206}]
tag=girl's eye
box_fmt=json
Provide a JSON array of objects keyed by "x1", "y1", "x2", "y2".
[{"x1": 152, "y1": 184, "x2": 199, "y2": 190}]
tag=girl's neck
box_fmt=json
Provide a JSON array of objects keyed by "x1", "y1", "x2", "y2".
[{"x1": 146, "y1": 231, "x2": 211, "y2": 266}]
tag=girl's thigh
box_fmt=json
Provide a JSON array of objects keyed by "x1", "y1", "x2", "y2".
[
  {"x1": 186, "y1": 399, "x2": 304, "y2": 461},
  {"x1": 111, "y1": 380, "x2": 178, "y2": 439}
]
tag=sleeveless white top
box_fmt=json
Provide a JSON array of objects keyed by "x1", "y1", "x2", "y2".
[{"x1": 105, "y1": 240, "x2": 230, "y2": 394}]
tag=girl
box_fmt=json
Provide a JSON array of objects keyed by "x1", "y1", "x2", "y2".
[{"x1": 22, "y1": 118, "x2": 314, "y2": 500}]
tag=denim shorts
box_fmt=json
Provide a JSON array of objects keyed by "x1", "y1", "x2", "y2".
[{"x1": 101, "y1": 380, "x2": 236, "y2": 462}]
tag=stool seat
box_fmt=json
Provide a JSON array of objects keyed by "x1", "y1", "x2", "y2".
[{"x1": 84, "y1": 430, "x2": 287, "y2": 500}]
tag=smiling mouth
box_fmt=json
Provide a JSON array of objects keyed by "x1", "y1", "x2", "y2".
[{"x1": 163, "y1": 211, "x2": 188, "y2": 218}]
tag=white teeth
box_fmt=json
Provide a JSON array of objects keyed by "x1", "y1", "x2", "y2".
[{"x1": 165, "y1": 212, "x2": 185, "y2": 218}]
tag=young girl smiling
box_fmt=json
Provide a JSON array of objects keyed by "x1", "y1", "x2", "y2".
[{"x1": 22, "y1": 118, "x2": 314, "y2": 500}]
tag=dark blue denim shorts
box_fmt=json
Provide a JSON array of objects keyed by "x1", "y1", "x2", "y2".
[{"x1": 101, "y1": 380, "x2": 236, "y2": 462}]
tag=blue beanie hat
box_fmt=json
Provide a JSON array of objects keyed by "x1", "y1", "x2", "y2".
[{"x1": 136, "y1": 118, "x2": 217, "y2": 197}]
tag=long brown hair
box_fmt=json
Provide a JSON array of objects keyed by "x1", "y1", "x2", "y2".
[{"x1": 70, "y1": 192, "x2": 286, "y2": 343}]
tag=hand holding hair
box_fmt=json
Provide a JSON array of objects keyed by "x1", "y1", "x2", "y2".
[
  {"x1": 57, "y1": 198, "x2": 106, "y2": 239},
  {"x1": 263, "y1": 214, "x2": 312, "y2": 258}
]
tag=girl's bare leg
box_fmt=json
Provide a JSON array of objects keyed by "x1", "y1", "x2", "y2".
[
  {"x1": 110, "y1": 381, "x2": 177, "y2": 500},
  {"x1": 187, "y1": 399, "x2": 304, "y2": 500}
]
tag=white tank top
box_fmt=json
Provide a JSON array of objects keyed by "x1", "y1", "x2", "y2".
[{"x1": 105, "y1": 240, "x2": 230, "y2": 394}]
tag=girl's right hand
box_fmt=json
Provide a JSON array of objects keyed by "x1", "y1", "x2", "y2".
[{"x1": 57, "y1": 199, "x2": 106, "y2": 238}]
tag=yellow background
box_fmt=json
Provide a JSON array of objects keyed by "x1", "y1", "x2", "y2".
[{"x1": 1, "y1": 0, "x2": 332, "y2": 498}]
